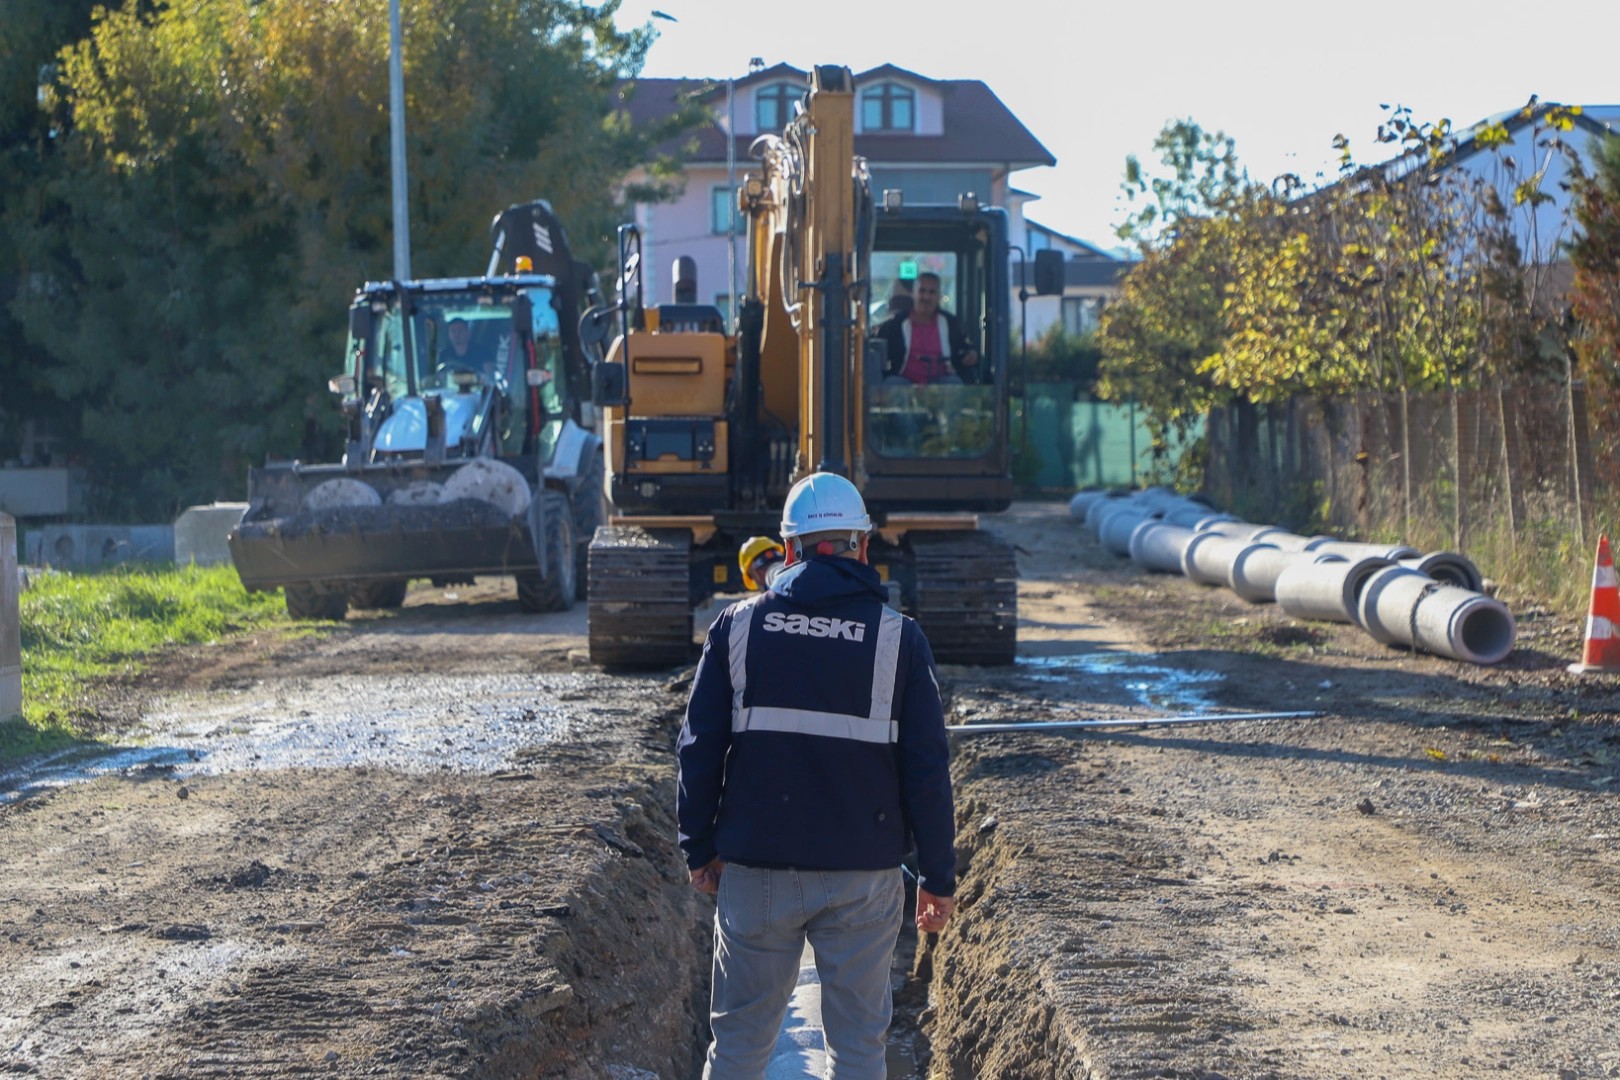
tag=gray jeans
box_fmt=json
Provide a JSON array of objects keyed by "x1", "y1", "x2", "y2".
[{"x1": 703, "y1": 864, "x2": 904, "y2": 1080}]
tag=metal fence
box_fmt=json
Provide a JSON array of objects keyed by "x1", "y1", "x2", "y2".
[
  {"x1": 1017, "y1": 384, "x2": 1203, "y2": 491},
  {"x1": 1203, "y1": 381, "x2": 1612, "y2": 550}
]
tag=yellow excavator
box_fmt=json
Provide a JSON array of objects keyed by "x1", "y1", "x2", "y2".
[{"x1": 583, "y1": 65, "x2": 1061, "y2": 666}]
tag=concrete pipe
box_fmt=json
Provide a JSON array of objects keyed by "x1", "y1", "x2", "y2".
[
  {"x1": 1274, "y1": 555, "x2": 1395, "y2": 623},
  {"x1": 1414, "y1": 585, "x2": 1516, "y2": 664},
  {"x1": 1191, "y1": 513, "x2": 1243, "y2": 532},
  {"x1": 1199, "y1": 520, "x2": 1275, "y2": 541},
  {"x1": 1357, "y1": 566, "x2": 1516, "y2": 663},
  {"x1": 1084, "y1": 492, "x2": 1131, "y2": 534},
  {"x1": 1249, "y1": 528, "x2": 1320, "y2": 553},
  {"x1": 1068, "y1": 490, "x2": 1108, "y2": 521},
  {"x1": 1164, "y1": 505, "x2": 1219, "y2": 528},
  {"x1": 1182, "y1": 532, "x2": 1275, "y2": 586},
  {"x1": 1304, "y1": 538, "x2": 1422, "y2": 562},
  {"x1": 1357, "y1": 565, "x2": 1437, "y2": 644},
  {"x1": 1100, "y1": 507, "x2": 1159, "y2": 557},
  {"x1": 1129, "y1": 520, "x2": 1197, "y2": 573},
  {"x1": 1228, "y1": 547, "x2": 1342, "y2": 604},
  {"x1": 1399, "y1": 552, "x2": 1484, "y2": 593}
]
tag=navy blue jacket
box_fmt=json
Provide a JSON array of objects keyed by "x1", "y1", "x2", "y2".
[{"x1": 677, "y1": 556, "x2": 956, "y2": 897}]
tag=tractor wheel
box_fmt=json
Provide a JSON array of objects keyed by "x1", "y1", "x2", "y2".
[
  {"x1": 285, "y1": 583, "x2": 348, "y2": 621},
  {"x1": 571, "y1": 445, "x2": 606, "y2": 600},
  {"x1": 516, "y1": 491, "x2": 576, "y2": 613},
  {"x1": 349, "y1": 579, "x2": 409, "y2": 610}
]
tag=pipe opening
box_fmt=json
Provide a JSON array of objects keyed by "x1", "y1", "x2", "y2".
[{"x1": 1456, "y1": 602, "x2": 1515, "y2": 664}]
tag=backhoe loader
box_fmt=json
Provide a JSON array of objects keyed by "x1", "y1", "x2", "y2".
[
  {"x1": 584, "y1": 66, "x2": 1062, "y2": 666},
  {"x1": 229, "y1": 201, "x2": 606, "y2": 619}
]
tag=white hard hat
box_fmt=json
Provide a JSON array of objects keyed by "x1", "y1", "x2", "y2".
[{"x1": 780, "y1": 472, "x2": 871, "y2": 539}]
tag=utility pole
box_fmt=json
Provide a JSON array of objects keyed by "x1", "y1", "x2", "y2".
[{"x1": 389, "y1": 0, "x2": 412, "y2": 281}]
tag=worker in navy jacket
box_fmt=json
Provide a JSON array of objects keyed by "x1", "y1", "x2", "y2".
[{"x1": 678, "y1": 472, "x2": 956, "y2": 1079}]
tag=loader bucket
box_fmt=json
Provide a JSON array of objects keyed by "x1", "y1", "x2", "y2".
[{"x1": 228, "y1": 500, "x2": 538, "y2": 590}]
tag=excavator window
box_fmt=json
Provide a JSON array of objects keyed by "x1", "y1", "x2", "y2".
[{"x1": 864, "y1": 248, "x2": 995, "y2": 460}]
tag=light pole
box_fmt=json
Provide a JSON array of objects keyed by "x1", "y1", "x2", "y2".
[{"x1": 388, "y1": 0, "x2": 411, "y2": 281}]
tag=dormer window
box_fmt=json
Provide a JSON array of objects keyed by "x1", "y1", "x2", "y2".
[
  {"x1": 861, "y1": 82, "x2": 914, "y2": 132},
  {"x1": 755, "y1": 82, "x2": 797, "y2": 131}
]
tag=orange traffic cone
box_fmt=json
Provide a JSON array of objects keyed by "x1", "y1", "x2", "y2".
[{"x1": 1569, "y1": 535, "x2": 1620, "y2": 675}]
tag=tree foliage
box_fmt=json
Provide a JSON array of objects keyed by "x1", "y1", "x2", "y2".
[
  {"x1": 1099, "y1": 103, "x2": 1579, "y2": 479},
  {"x1": 2, "y1": 0, "x2": 694, "y2": 517},
  {"x1": 1568, "y1": 131, "x2": 1620, "y2": 484}
]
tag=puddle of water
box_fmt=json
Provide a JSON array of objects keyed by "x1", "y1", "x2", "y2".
[
  {"x1": 1015, "y1": 652, "x2": 1223, "y2": 715},
  {"x1": 0, "y1": 671, "x2": 632, "y2": 805}
]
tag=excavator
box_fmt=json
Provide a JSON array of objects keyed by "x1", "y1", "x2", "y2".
[{"x1": 584, "y1": 65, "x2": 1062, "y2": 666}]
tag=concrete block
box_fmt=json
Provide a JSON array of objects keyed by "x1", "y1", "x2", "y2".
[
  {"x1": 0, "y1": 468, "x2": 86, "y2": 518},
  {"x1": 25, "y1": 525, "x2": 175, "y2": 569},
  {"x1": 1, "y1": 514, "x2": 19, "y2": 719},
  {"x1": 174, "y1": 503, "x2": 249, "y2": 567}
]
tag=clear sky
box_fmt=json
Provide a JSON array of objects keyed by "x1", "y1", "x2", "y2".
[{"x1": 613, "y1": 0, "x2": 1618, "y2": 254}]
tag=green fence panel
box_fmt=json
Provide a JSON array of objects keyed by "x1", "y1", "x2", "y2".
[
  {"x1": 1024, "y1": 382, "x2": 1076, "y2": 489},
  {"x1": 1016, "y1": 385, "x2": 1203, "y2": 491}
]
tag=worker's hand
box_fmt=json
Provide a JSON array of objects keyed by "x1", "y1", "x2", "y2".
[
  {"x1": 690, "y1": 858, "x2": 725, "y2": 895},
  {"x1": 960, "y1": 350, "x2": 979, "y2": 368},
  {"x1": 916, "y1": 888, "x2": 955, "y2": 933}
]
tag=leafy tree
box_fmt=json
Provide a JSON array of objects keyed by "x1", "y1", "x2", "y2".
[
  {"x1": 0, "y1": 0, "x2": 99, "y2": 463},
  {"x1": 5, "y1": 0, "x2": 694, "y2": 518},
  {"x1": 1569, "y1": 131, "x2": 1620, "y2": 489},
  {"x1": 1018, "y1": 324, "x2": 1102, "y2": 387}
]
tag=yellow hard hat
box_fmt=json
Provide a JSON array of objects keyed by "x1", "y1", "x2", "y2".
[{"x1": 738, "y1": 535, "x2": 785, "y2": 590}]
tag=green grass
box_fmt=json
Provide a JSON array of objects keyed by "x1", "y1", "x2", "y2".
[{"x1": 3, "y1": 564, "x2": 291, "y2": 760}]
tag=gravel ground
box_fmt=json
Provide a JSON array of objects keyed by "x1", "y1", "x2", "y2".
[{"x1": 1, "y1": 504, "x2": 1617, "y2": 1078}]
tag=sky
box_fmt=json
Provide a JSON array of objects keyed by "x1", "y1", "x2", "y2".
[{"x1": 612, "y1": 0, "x2": 1618, "y2": 253}]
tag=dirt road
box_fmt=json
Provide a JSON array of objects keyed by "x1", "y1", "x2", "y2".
[{"x1": 3, "y1": 503, "x2": 1618, "y2": 1078}]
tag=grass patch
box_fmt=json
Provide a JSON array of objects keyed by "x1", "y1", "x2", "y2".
[{"x1": 10, "y1": 564, "x2": 290, "y2": 754}]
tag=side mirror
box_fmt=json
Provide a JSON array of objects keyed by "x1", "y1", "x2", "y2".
[
  {"x1": 349, "y1": 305, "x2": 373, "y2": 339},
  {"x1": 1033, "y1": 250, "x2": 1066, "y2": 296},
  {"x1": 592, "y1": 361, "x2": 629, "y2": 408}
]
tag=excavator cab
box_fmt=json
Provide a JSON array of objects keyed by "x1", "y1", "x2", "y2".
[{"x1": 861, "y1": 204, "x2": 1012, "y2": 509}]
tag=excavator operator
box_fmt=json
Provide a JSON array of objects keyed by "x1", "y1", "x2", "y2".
[{"x1": 875, "y1": 271, "x2": 981, "y2": 385}]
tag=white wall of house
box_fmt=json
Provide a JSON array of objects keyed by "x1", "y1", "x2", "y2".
[{"x1": 624, "y1": 164, "x2": 743, "y2": 314}]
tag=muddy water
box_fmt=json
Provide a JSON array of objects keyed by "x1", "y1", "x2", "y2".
[
  {"x1": 0, "y1": 671, "x2": 608, "y2": 804},
  {"x1": 1014, "y1": 652, "x2": 1224, "y2": 714}
]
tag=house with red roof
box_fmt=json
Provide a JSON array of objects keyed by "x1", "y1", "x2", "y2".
[{"x1": 613, "y1": 63, "x2": 1079, "y2": 316}]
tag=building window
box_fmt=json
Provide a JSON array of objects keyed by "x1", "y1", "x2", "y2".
[
  {"x1": 711, "y1": 186, "x2": 736, "y2": 235},
  {"x1": 1062, "y1": 296, "x2": 1105, "y2": 336},
  {"x1": 860, "y1": 82, "x2": 914, "y2": 132},
  {"x1": 755, "y1": 82, "x2": 796, "y2": 131}
]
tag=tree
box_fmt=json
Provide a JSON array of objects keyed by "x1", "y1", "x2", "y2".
[
  {"x1": 5, "y1": 0, "x2": 696, "y2": 517},
  {"x1": 0, "y1": 0, "x2": 100, "y2": 464},
  {"x1": 1569, "y1": 131, "x2": 1620, "y2": 491}
]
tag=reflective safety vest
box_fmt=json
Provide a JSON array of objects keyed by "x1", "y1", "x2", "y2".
[{"x1": 726, "y1": 593, "x2": 908, "y2": 745}]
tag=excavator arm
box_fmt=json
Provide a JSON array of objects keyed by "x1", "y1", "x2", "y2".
[{"x1": 743, "y1": 65, "x2": 872, "y2": 482}]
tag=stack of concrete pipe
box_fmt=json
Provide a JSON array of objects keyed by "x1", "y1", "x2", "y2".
[{"x1": 1068, "y1": 488, "x2": 1514, "y2": 665}]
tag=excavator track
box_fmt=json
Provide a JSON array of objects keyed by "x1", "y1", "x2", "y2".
[
  {"x1": 587, "y1": 526, "x2": 694, "y2": 667},
  {"x1": 910, "y1": 530, "x2": 1018, "y2": 666}
]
